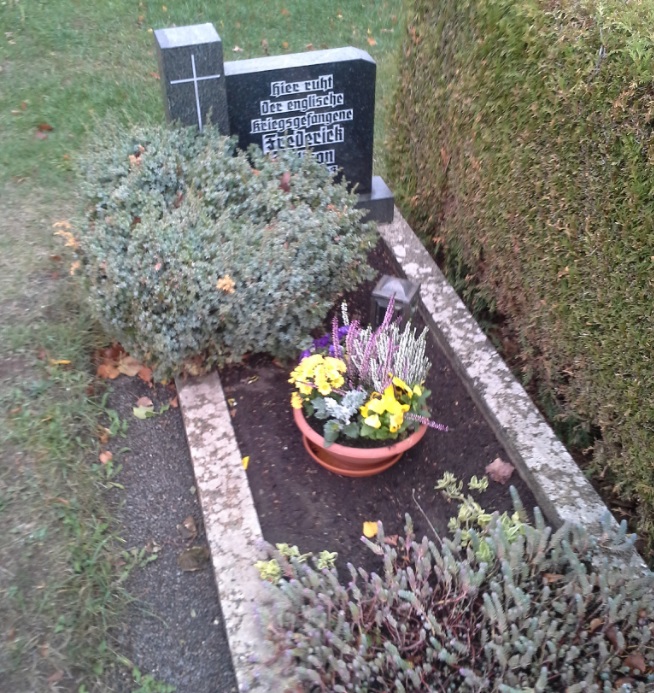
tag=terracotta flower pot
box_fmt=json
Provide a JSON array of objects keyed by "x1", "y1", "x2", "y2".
[{"x1": 293, "y1": 407, "x2": 427, "y2": 478}]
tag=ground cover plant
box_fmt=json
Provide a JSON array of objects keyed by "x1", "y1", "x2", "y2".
[
  {"x1": 77, "y1": 125, "x2": 375, "y2": 379},
  {"x1": 388, "y1": 0, "x2": 654, "y2": 561},
  {"x1": 262, "y1": 501, "x2": 654, "y2": 691},
  {"x1": 1, "y1": 0, "x2": 404, "y2": 689}
]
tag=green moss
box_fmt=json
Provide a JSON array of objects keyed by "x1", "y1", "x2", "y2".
[{"x1": 387, "y1": 0, "x2": 654, "y2": 559}]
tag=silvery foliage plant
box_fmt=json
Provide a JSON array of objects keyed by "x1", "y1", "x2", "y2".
[{"x1": 261, "y1": 493, "x2": 654, "y2": 692}]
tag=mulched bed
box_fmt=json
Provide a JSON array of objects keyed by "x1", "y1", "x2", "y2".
[{"x1": 220, "y1": 240, "x2": 538, "y2": 574}]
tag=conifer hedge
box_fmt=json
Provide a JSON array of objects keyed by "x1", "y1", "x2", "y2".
[{"x1": 388, "y1": 0, "x2": 654, "y2": 558}]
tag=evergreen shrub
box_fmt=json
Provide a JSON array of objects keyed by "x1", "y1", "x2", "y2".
[
  {"x1": 263, "y1": 502, "x2": 654, "y2": 691},
  {"x1": 77, "y1": 125, "x2": 374, "y2": 378},
  {"x1": 387, "y1": 0, "x2": 654, "y2": 558}
]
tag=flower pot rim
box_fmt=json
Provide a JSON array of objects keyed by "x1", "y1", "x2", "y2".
[{"x1": 292, "y1": 407, "x2": 427, "y2": 458}]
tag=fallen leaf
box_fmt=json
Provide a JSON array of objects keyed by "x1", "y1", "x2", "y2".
[
  {"x1": 137, "y1": 365, "x2": 153, "y2": 384},
  {"x1": 136, "y1": 396, "x2": 153, "y2": 408},
  {"x1": 261, "y1": 38, "x2": 269, "y2": 54},
  {"x1": 177, "y1": 546, "x2": 210, "y2": 572},
  {"x1": 169, "y1": 396, "x2": 179, "y2": 408},
  {"x1": 97, "y1": 363, "x2": 120, "y2": 379},
  {"x1": 363, "y1": 521, "x2": 378, "y2": 538},
  {"x1": 216, "y1": 275, "x2": 236, "y2": 293},
  {"x1": 149, "y1": 71, "x2": 160, "y2": 79},
  {"x1": 98, "y1": 427, "x2": 111, "y2": 444},
  {"x1": 281, "y1": 7, "x2": 290, "y2": 15},
  {"x1": 305, "y1": 43, "x2": 314, "y2": 51},
  {"x1": 232, "y1": 45, "x2": 243, "y2": 52},
  {"x1": 49, "y1": 358, "x2": 71, "y2": 366},
  {"x1": 282, "y1": 41, "x2": 289, "y2": 50},
  {"x1": 99, "y1": 451, "x2": 113, "y2": 465},
  {"x1": 47, "y1": 671, "x2": 64, "y2": 684},
  {"x1": 118, "y1": 355, "x2": 141, "y2": 376},
  {"x1": 162, "y1": 4, "x2": 167, "y2": 11},
  {"x1": 37, "y1": 122, "x2": 53, "y2": 132},
  {"x1": 242, "y1": 456, "x2": 250, "y2": 470},
  {"x1": 367, "y1": 36, "x2": 377, "y2": 46},
  {"x1": 384, "y1": 535, "x2": 399, "y2": 546},
  {"x1": 246, "y1": 375, "x2": 259, "y2": 384},
  {"x1": 39, "y1": 642, "x2": 49, "y2": 657},
  {"x1": 485, "y1": 457, "x2": 515, "y2": 484},
  {"x1": 177, "y1": 515, "x2": 197, "y2": 541},
  {"x1": 588, "y1": 617, "x2": 603, "y2": 634},
  {"x1": 69, "y1": 260, "x2": 80, "y2": 276},
  {"x1": 624, "y1": 653, "x2": 647, "y2": 672},
  {"x1": 133, "y1": 405, "x2": 155, "y2": 419},
  {"x1": 605, "y1": 625, "x2": 621, "y2": 651}
]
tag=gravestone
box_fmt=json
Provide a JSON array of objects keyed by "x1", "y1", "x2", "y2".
[
  {"x1": 224, "y1": 48, "x2": 374, "y2": 193},
  {"x1": 154, "y1": 23, "x2": 229, "y2": 133},
  {"x1": 154, "y1": 24, "x2": 393, "y2": 222}
]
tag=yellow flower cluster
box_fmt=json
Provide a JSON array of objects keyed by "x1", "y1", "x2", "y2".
[
  {"x1": 360, "y1": 385, "x2": 410, "y2": 433},
  {"x1": 289, "y1": 354, "x2": 347, "y2": 407}
]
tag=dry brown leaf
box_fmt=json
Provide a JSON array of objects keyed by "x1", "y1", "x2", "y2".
[
  {"x1": 281, "y1": 41, "x2": 289, "y2": 50},
  {"x1": 99, "y1": 451, "x2": 113, "y2": 465},
  {"x1": 367, "y1": 36, "x2": 377, "y2": 46},
  {"x1": 136, "y1": 396, "x2": 153, "y2": 408},
  {"x1": 588, "y1": 617, "x2": 603, "y2": 634},
  {"x1": 281, "y1": 7, "x2": 290, "y2": 15},
  {"x1": 97, "y1": 363, "x2": 120, "y2": 379},
  {"x1": 624, "y1": 653, "x2": 647, "y2": 672},
  {"x1": 98, "y1": 427, "x2": 111, "y2": 445},
  {"x1": 169, "y1": 396, "x2": 179, "y2": 408},
  {"x1": 177, "y1": 515, "x2": 197, "y2": 541},
  {"x1": 118, "y1": 355, "x2": 141, "y2": 376},
  {"x1": 384, "y1": 535, "x2": 399, "y2": 546},
  {"x1": 47, "y1": 670, "x2": 64, "y2": 684},
  {"x1": 485, "y1": 457, "x2": 515, "y2": 484},
  {"x1": 177, "y1": 546, "x2": 210, "y2": 572},
  {"x1": 37, "y1": 122, "x2": 54, "y2": 132},
  {"x1": 137, "y1": 365, "x2": 153, "y2": 384}
]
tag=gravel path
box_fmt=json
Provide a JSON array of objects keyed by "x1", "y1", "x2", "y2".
[{"x1": 106, "y1": 374, "x2": 237, "y2": 693}]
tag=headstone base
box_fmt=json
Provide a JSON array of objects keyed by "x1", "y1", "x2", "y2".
[{"x1": 356, "y1": 176, "x2": 394, "y2": 224}]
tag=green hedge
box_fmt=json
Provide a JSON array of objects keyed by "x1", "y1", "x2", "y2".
[{"x1": 388, "y1": 0, "x2": 654, "y2": 557}]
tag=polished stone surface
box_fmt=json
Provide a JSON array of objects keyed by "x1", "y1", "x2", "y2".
[
  {"x1": 155, "y1": 23, "x2": 229, "y2": 133},
  {"x1": 225, "y1": 47, "x2": 375, "y2": 192}
]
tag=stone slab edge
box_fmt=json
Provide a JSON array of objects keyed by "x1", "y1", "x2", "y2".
[
  {"x1": 177, "y1": 373, "x2": 298, "y2": 692},
  {"x1": 378, "y1": 208, "x2": 648, "y2": 570}
]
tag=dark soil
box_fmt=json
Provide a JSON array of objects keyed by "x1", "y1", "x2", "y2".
[{"x1": 220, "y1": 241, "x2": 538, "y2": 574}]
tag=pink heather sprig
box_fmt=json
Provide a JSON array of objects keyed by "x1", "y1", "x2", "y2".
[{"x1": 406, "y1": 412, "x2": 449, "y2": 431}]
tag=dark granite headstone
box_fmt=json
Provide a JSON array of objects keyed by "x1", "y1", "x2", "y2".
[
  {"x1": 224, "y1": 47, "x2": 375, "y2": 193},
  {"x1": 153, "y1": 27, "x2": 393, "y2": 222},
  {"x1": 154, "y1": 23, "x2": 229, "y2": 134}
]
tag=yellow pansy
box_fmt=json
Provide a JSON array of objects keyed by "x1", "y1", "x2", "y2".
[
  {"x1": 392, "y1": 376, "x2": 413, "y2": 395},
  {"x1": 364, "y1": 414, "x2": 381, "y2": 429}
]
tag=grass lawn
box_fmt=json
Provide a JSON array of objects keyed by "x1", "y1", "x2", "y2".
[{"x1": 0, "y1": 1, "x2": 404, "y2": 690}]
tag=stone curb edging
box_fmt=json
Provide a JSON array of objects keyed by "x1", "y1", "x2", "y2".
[
  {"x1": 177, "y1": 208, "x2": 648, "y2": 692},
  {"x1": 177, "y1": 373, "x2": 298, "y2": 692}
]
